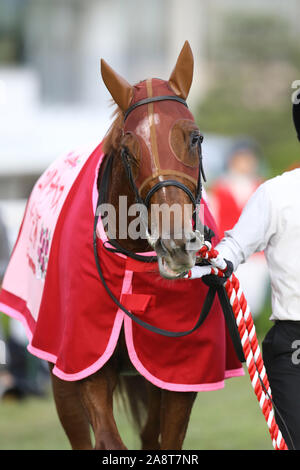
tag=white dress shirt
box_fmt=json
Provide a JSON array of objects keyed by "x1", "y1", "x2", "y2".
[{"x1": 216, "y1": 168, "x2": 300, "y2": 321}]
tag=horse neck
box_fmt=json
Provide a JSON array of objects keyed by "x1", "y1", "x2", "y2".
[{"x1": 101, "y1": 151, "x2": 151, "y2": 253}]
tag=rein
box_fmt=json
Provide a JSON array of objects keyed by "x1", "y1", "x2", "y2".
[
  {"x1": 92, "y1": 94, "x2": 244, "y2": 354},
  {"x1": 93, "y1": 154, "x2": 218, "y2": 338}
]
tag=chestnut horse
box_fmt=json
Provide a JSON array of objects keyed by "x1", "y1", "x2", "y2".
[{"x1": 49, "y1": 41, "x2": 207, "y2": 450}]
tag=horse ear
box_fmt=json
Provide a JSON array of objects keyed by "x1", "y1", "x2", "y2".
[
  {"x1": 168, "y1": 41, "x2": 194, "y2": 100},
  {"x1": 101, "y1": 59, "x2": 133, "y2": 111}
]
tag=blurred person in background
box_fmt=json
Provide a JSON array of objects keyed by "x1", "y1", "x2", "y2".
[
  {"x1": 0, "y1": 210, "x2": 49, "y2": 399},
  {"x1": 208, "y1": 140, "x2": 269, "y2": 317},
  {"x1": 0, "y1": 210, "x2": 10, "y2": 282},
  {"x1": 0, "y1": 209, "x2": 14, "y2": 396}
]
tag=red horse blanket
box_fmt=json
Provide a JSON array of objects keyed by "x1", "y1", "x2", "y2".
[{"x1": 0, "y1": 143, "x2": 243, "y2": 390}]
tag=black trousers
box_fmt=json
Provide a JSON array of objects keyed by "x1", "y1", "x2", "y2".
[{"x1": 262, "y1": 321, "x2": 300, "y2": 450}]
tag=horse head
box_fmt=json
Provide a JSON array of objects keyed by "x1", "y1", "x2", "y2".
[{"x1": 101, "y1": 41, "x2": 204, "y2": 279}]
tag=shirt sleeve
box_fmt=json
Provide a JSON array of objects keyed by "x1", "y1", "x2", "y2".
[{"x1": 216, "y1": 182, "x2": 276, "y2": 270}]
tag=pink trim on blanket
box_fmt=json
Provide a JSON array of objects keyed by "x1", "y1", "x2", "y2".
[
  {"x1": 28, "y1": 343, "x2": 58, "y2": 363},
  {"x1": 0, "y1": 271, "x2": 133, "y2": 381},
  {"x1": 51, "y1": 270, "x2": 133, "y2": 381},
  {"x1": 0, "y1": 154, "x2": 243, "y2": 387},
  {"x1": 52, "y1": 310, "x2": 125, "y2": 381},
  {"x1": 0, "y1": 301, "x2": 62, "y2": 364},
  {"x1": 1, "y1": 279, "x2": 244, "y2": 387},
  {"x1": 0, "y1": 270, "x2": 134, "y2": 381},
  {"x1": 0, "y1": 302, "x2": 33, "y2": 342},
  {"x1": 123, "y1": 310, "x2": 244, "y2": 392},
  {"x1": 0, "y1": 299, "x2": 126, "y2": 380},
  {"x1": 225, "y1": 368, "x2": 245, "y2": 378}
]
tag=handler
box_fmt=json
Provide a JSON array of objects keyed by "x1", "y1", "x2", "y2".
[{"x1": 189, "y1": 95, "x2": 300, "y2": 450}]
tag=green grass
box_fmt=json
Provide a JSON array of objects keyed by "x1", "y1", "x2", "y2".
[{"x1": 0, "y1": 366, "x2": 272, "y2": 450}]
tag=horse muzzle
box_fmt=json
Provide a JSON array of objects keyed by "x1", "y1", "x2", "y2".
[{"x1": 155, "y1": 231, "x2": 203, "y2": 280}]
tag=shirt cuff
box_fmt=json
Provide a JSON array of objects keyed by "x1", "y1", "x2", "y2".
[{"x1": 215, "y1": 235, "x2": 245, "y2": 271}]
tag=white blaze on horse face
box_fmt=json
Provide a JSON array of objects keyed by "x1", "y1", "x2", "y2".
[
  {"x1": 135, "y1": 116, "x2": 150, "y2": 141},
  {"x1": 135, "y1": 114, "x2": 160, "y2": 159}
]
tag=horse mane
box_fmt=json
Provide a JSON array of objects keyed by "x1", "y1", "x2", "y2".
[{"x1": 102, "y1": 104, "x2": 124, "y2": 156}]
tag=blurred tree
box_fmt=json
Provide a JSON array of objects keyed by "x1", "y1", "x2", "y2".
[
  {"x1": 0, "y1": 0, "x2": 27, "y2": 64},
  {"x1": 196, "y1": 11, "x2": 300, "y2": 176},
  {"x1": 217, "y1": 13, "x2": 300, "y2": 65}
]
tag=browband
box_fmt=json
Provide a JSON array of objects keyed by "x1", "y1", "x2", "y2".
[{"x1": 124, "y1": 95, "x2": 188, "y2": 121}]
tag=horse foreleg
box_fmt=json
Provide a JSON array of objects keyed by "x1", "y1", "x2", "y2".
[
  {"x1": 160, "y1": 390, "x2": 197, "y2": 450},
  {"x1": 78, "y1": 363, "x2": 126, "y2": 450},
  {"x1": 49, "y1": 363, "x2": 93, "y2": 450},
  {"x1": 140, "y1": 383, "x2": 162, "y2": 450}
]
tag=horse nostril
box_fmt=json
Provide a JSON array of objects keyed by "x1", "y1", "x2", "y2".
[
  {"x1": 155, "y1": 239, "x2": 168, "y2": 256},
  {"x1": 160, "y1": 239, "x2": 168, "y2": 253},
  {"x1": 185, "y1": 233, "x2": 201, "y2": 254}
]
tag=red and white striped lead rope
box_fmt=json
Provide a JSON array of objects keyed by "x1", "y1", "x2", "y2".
[{"x1": 191, "y1": 242, "x2": 288, "y2": 450}]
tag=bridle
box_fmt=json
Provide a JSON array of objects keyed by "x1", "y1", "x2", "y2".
[
  {"x1": 93, "y1": 94, "x2": 220, "y2": 338},
  {"x1": 93, "y1": 93, "x2": 247, "y2": 359},
  {"x1": 121, "y1": 95, "x2": 206, "y2": 226}
]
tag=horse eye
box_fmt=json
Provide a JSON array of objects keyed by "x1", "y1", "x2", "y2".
[{"x1": 190, "y1": 133, "x2": 201, "y2": 147}]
